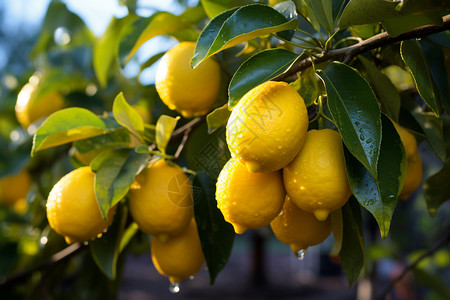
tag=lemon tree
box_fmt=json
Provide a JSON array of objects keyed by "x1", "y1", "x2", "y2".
[{"x1": 1, "y1": 0, "x2": 450, "y2": 299}]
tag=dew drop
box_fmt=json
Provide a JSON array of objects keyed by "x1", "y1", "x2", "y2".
[
  {"x1": 169, "y1": 282, "x2": 180, "y2": 293},
  {"x1": 83, "y1": 241, "x2": 89, "y2": 246},
  {"x1": 189, "y1": 275, "x2": 195, "y2": 280},
  {"x1": 296, "y1": 249, "x2": 305, "y2": 260},
  {"x1": 278, "y1": 145, "x2": 282, "y2": 150},
  {"x1": 359, "y1": 128, "x2": 364, "y2": 133},
  {"x1": 286, "y1": 128, "x2": 292, "y2": 133},
  {"x1": 283, "y1": 222, "x2": 288, "y2": 227},
  {"x1": 366, "y1": 139, "x2": 372, "y2": 144},
  {"x1": 355, "y1": 121, "x2": 360, "y2": 126},
  {"x1": 360, "y1": 134, "x2": 365, "y2": 141}
]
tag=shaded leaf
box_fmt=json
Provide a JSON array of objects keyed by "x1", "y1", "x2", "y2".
[
  {"x1": 345, "y1": 115, "x2": 407, "y2": 238},
  {"x1": 411, "y1": 110, "x2": 446, "y2": 162},
  {"x1": 206, "y1": 104, "x2": 231, "y2": 133},
  {"x1": 191, "y1": 4, "x2": 298, "y2": 68},
  {"x1": 112, "y1": 92, "x2": 145, "y2": 141},
  {"x1": 228, "y1": 48, "x2": 298, "y2": 107},
  {"x1": 401, "y1": 40, "x2": 441, "y2": 116},
  {"x1": 193, "y1": 172, "x2": 235, "y2": 284},
  {"x1": 423, "y1": 160, "x2": 450, "y2": 216},
  {"x1": 319, "y1": 62, "x2": 381, "y2": 178},
  {"x1": 304, "y1": 0, "x2": 334, "y2": 34},
  {"x1": 156, "y1": 115, "x2": 180, "y2": 154},
  {"x1": 290, "y1": 66, "x2": 320, "y2": 107},
  {"x1": 381, "y1": 12, "x2": 443, "y2": 37},
  {"x1": 413, "y1": 268, "x2": 450, "y2": 299},
  {"x1": 330, "y1": 208, "x2": 343, "y2": 256}
]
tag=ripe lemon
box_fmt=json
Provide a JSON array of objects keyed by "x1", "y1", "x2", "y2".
[
  {"x1": 47, "y1": 167, "x2": 116, "y2": 244},
  {"x1": 128, "y1": 158, "x2": 193, "y2": 242},
  {"x1": 283, "y1": 129, "x2": 351, "y2": 221},
  {"x1": 151, "y1": 218, "x2": 205, "y2": 284},
  {"x1": 0, "y1": 170, "x2": 32, "y2": 207},
  {"x1": 394, "y1": 123, "x2": 422, "y2": 200},
  {"x1": 216, "y1": 157, "x2": 285, "y2": 234},
  {"x1": 226, "y1": 81, "x2": 308, "y2": 173},
  {"x1": 155, "y1": 42, "x2": 221, "y2": 118},
  {"x1": 15, "y1": 81, "x2": 65, "y2": 128},
  {"x1": 270, "y1": 196, "x2": 332, "y2": 254}
]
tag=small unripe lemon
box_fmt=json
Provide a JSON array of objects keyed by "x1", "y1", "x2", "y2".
[
  {"x1": 0, "y1": 170, "x2": 32, "y2": 207},
  {"x1": 216, "y1": 158, "x2": 285, "y2": 234}
]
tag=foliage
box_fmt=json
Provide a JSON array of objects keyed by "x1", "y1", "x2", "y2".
[{"x1": 0, "y1": 0, "x2": 450, "y2": 298}]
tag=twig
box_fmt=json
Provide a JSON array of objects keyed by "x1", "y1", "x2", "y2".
[
  {"x1": 174, "y1": 127, "x2": 192, "y2": 159},
  {"x1": 376, "y1": 227, "x2": 450, "y2": 300},
  {"x1": 275, "y1": 14, "x2": 450, "y2": 80}
]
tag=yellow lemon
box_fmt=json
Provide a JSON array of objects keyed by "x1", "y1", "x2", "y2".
[
  {"x1": 15, "y1": 81, "x2": 65, "y2": 128},
  {"x1": 216, "y1": 157, "x2": 285, "y2": 234},
  {"x1": 283, "y1": 129, "x2": 351, "y2": 221},
  {"x1": 46, "y1": 167, "x2": 116, "y2": 244},
  {"x1": 226, "y1": 81, "x2": 308, "y2": 173},
  {"x1": 0, "y1": 170, "x2": 32, "y2": 207},
  {"x1": 155, "y1": 42, "x2": 221, "y2": 118},
  {"x1": 270, "y1": 196, "x2": 332, "y2": 254},
  {"x1": 128, "y1": 158, "x2": 193, "y2": 242},
  {"x1": 151, "y1": 218, "x2": 205, "y2": 284},
  {"x1": 393, "y1": 122, "x2": 418, "y2": 158}
]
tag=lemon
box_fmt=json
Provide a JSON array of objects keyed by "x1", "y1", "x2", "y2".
[
  {"x1": 46, "y1": 167, "x2": 116, "y2": 244},
  {"x1": 155, "y1": 42, "x2": 221, "y2": 118},
  {"x1": 0, "y1": 170, "x2": 32, "y2": 207},
  {"x1": 283, "y1": 129, "x2": 351, "y2": 221},
  {"x1": 394, "y1": 123, "x2": 422, "y2": 200},
  {"x1": 216, "y1": 157, "x2": 285, "y2": 234},
  {"x1": 151, "y1": 218, "x2": 205, "y2": 284},
  {"x1": 15, "y1": 81, "x2": 65, "y2": 128},
  {"x1": 226, "y1": 81, "x2": 308, "y2": 173},
  {"x1": 128, "y1": 158, "x2": 193, "y2": 242},
  {"x1": 270, "y1": 195, "x2": 332, "y2": 254}
]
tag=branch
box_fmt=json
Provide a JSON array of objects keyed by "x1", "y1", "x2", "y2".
[{"x1": 276, "y1": 14, "x2": 450, "y2": 80}]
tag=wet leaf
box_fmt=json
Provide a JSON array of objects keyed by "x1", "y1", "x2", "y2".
[
  {"x1": 423, "y1": 160, "x2": 450, "y2": 216},
  {"x1": 290, "y1": 66, "x2": 321, "y2": 107}
]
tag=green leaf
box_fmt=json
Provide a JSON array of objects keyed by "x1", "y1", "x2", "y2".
[
  {"x1": 345, "y1": 115, "x2": 407, "y2": 238},
  {"x1": 411, "y1": 110, "x2": 446, "y2": 162},
  {"x1": 319, "y1": 62, "x2": 382, "y2": 178},
  {"x1": 290, "y1": 66, "x2": 320, "y2": 107},
  {"x1": 206, "y1": 104, "x2": 231, "y2": 134},
  {"x1": 273, "y1": 1, "x2": 298, "y2": 21},
  {"x1": 304, "y1": 0, "x2": 334, "y2": 34},
  {"x1": 401, "y1": 40, "x2": 441, "y2": 116},
  {"x1": 32, "y1": 108, "x2": 114, "y2": 155},
  {"x1": 193, "y1": 172, "x2": 235, "y2": 284},
  {"x1": 191, "y1": 4, "x2": 299, "y2": 68},
  {"x1": 330, "y1": 208, "x2": 343, "y2": 256},
  {"x1": 138, "y1": 51, "x2": 166, "y2": 81},
  {"x1": 359, "y1": 56, "x2": 401, "y2": 122},
  {"x1": 156, "y1": 115, "x2": 180, "y2": 154},
  {"x1": 90, "y1": 204, "x2": 127, "y2": 279},
  {"x1": 339, "y1": 198, "x2": 365, "y2": 286},
  {"x1": 112, "y1": 92, "x2": 145, "y2": 141},
  {"x1": 119, "y1": 12, "x2": 190, "y2": 65},
  {"x1": 91, "y1": 149, "x2": 149, "y2": 219},
  {"x1": 93, "y1": 15, "x2": 138, "y2": 88},
  {"x1": 423, "y1": 160, "x2": 450, "y2": 216},
  {"x1": 414, "y1": 268, "x2": 450, "y2": 299},
  {"x1": 297, "y1": 0, "x2": 321, "y2": 32},
  {"x1": 381, "y1": 12, "x2": 443, "y2": 37},
  {"x1": 73, "y1": 129, "x2": 131, "y2": 156},
  {"x1": 228, "y1": 48, "x2": 298, "y2": 107},
  {"x1": 201, "y1": 0, "x2": 253, "y2": 19}
]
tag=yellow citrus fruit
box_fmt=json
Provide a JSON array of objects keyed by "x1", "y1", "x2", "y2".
[
  {"x1": 15, "y1": 81, "x2": 65, "y2": 128},
  {"x1": 0, "y1": 170, "x2": 32, "y2": 207},
  {"x1": 283, "y1": 129, "x2": 351, "y2": 221},
  {"x1": 394, "y1": 123, "x2": 423, "y2": 200},
  {"x1": 270, "y1": 196, "x2": 332, "y2": 254},
  {"x1": 151, "y1": 218, "x2": 205, "y2": 284},
  {"x1": 226, "y1": 81, "x2": 308, "y2": 173},
  {"x1": 128, "y1": 158, "x2": 193, "y2": 242},
  {"x1": 216, "y1": 157, "x2": 285, "y2": 234},
  {"x1": 155, "y1": 42, "x2": 221, "y2": 118},
  {"x1": 47, "y1": 167, "x2": 116, "y2": 244}
]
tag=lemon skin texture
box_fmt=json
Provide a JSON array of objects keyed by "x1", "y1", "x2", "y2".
[
  {"x1": 46, "y1": 167, "x2": 116, "y2": 244},
  {"x1": 151, "y1": 218, "x2": 205, "y2": 283},
  {"x1": 155, "y1": 42, "x2": 221, "y2": 118},
  {"x1": 128, "y1": 158, "x2": 193, "y2": 242},
  {"x1": 270, "y1": 196, "x2": 332, "y2": 254},
  {"x1": 216, "y1": 158, "x2": 285, "y2": 234},
  {"x1": 226, "y1": 81, "x2": 308, "y2": 173},
  {"x1": 283, "y1": 129, "x2": 352, "y2": 221}
]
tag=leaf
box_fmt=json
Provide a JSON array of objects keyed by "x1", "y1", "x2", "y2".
[
  {"x1": 401, "y1": 40, "x2": 441, "y2": 116},
  {"x1": 90, "y1": 204, "x2": 127, "y2": 279},
  {"x1": 91, "y1": 149, "x2": 149, "y2": 219},
  {"x1": 329, "y1": 208, "x2": 343, "y2": 256},
  {"x1": 191, "y1": 4, "x2": 298, "y2": 68},
  {"x1": 359, "y1": 56, "x2": 401, "y2": 122},
  {"x1": 414, "y1": 267, "x2": 450, "y2": 298},
  {"x1": 228, "y1": 48, "x2": 298, "y2": 107},
  {"x1": 339, "y1": 198, "x2": 365, "y2": 286},
  {"x1": 193, "y1": 172, "x2": 235, "y2": 284},
  {"x1": 138, "y1": 51, "x2": 165, "y2": 80},
  {"x1": 32, "y1": 108, "x2": 115, "y2": 155},
  {"x1": 411, "y1": 110, "x2": 446, "y2": 162},
  {"x1": 112, "y1": 92, "x2": 145, "y2": 141},
  {"x1": 201, "y1": 0, "x2": 253, "y2": 19},
  {"x1": 304, "y1": 0, "x2": 334, "y2": 34},
  {"x1": 345, "y1": 115, "x2": 407, "y2": 238},
  {"x1": 73, "y1": 129, "x2": 131, "y2": 156},
  {"x1": 206, "y1": 104, "x2": 231, "y2": 134},
  {"x1": 119, "y1": 12, "x2": 189, "y2": 65},
  {"x1": 156, "y1": 115, "x2": 180, "y2": 154},
  {"x1": 423, "y1": 160, "x2": 450, "y2": 216},
  {"x1": 273, "y1": 0, "x2": 298, "y2": 21},
  {"x1": 381, "y1": 11, "x2": 443, "y2": 37},
  {"x1": 290, "y1": 66, "x2": 320, "y2": 107},
  {"x1": 319, "y1": 62, "x2": 382, "y2": 178}
]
